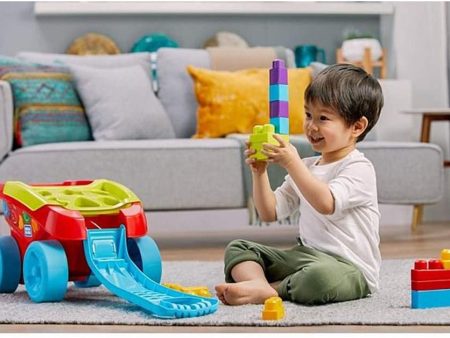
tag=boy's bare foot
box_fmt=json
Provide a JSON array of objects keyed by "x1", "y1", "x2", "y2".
[
  {"x1": 215, "y1": 284, "x2": 228, "y2": 304},
  {"x1": 215, "y1": 280, "x2": 278, "y2": 305}
]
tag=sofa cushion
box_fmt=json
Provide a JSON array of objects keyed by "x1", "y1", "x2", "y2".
[
  {"x1": 157, "y1": 48, "x2": 210, "y2": 138},
  {"x1": 357, "y1": 142, "x2": 444, "y2": 204},
  {"x1": 70, "y1": 64, "x2": 175, "y2": 140},
  {"x1": 229, "y1": 134, "x2": 444, "y2": 207},
  {"x1": 207, "y1": 47, "x2": 277, "y2": 71},
  {"x1": 0, "y1": 81, "x2": 13, "y2": 160},
  {"x1": 0, "y1": 57, "x2": 92, "y2": 147},
  {"x1": 0, "y1": 139, "x2": 245, "y2": 210},
  {"x1": 188, "y1": 66, "x2": 311, "y2": 138}
]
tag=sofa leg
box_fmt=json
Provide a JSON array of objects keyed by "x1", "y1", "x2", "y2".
[{"x1": 412, "y1": 205, "x2": 423, "y2": 232}]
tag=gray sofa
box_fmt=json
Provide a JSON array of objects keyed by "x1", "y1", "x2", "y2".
[{"x1": 0, "y1": 48, "x2": 444, "y2": 230}]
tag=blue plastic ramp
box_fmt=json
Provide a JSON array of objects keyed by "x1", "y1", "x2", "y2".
[{"x1": 83, "y1": 225, "x2": 218, "y2": 319}]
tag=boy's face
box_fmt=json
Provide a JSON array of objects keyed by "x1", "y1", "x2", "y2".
[{"x1": 304, "y1": 101, "x2": 358, "y2": 158}]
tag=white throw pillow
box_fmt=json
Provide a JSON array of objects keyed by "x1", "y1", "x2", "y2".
[{"x1": 70, "y1": 64, "x2": 175, "y2": 140}]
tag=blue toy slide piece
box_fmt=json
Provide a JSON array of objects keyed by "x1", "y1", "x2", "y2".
[
  {"x1": 0, "y1": 236, "x2": 21, "y2": 293},
  {"x1": 76, "y1": 236, "x2": 163, "y2": 288},
  {"x1": 83, "y1": 225, "x2": 219, "y2": 319}
]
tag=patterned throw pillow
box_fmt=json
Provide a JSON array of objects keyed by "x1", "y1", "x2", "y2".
[
  {"x1": 0, "y1": 57, "x2": 92, "y2": 147},
  {"x1": 187, "y1": 66, "x2": 311, "y2": 138}
]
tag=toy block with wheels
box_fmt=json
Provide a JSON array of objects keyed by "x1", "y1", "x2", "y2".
[
  {"x1": 249, "y1": 59, "x2": 290, "y2": 160},
  {"x1": 0, "y1": 179, "x2": 218, "y2": 319},
  {"x1": 411, "y1": 250, "x2": 450, "y2": 309}
]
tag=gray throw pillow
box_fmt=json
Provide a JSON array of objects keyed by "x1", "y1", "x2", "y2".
[
  {"x1": 157, "y1": 48, "x2": 210, "y2": 138},
  {"x1": 70, "y1": 64, "x2": 175, "y2": 140},
  {"x1": 17, "y1": 52, "x2": 152, "y2": 73},
  {"x1": 310, "y1": 62, "x2": 329, "y2": 78}
]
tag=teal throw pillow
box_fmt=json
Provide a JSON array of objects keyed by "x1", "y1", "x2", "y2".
[{"x1": 0, "y1": 57, "x2": 92, "y2": 147}]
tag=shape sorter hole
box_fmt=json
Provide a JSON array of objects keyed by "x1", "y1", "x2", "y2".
[
  {"x1": 38, "y1": 191, "x2": 51, "y2": 196},
  {"x1": 73, "y1": 197, "x2": 100, "y2": 208},
  {"x1": 62, "y1": 189, "x2": 82, "y2": 195},
  {"x1": 91, "y1": 189, "x2": 109, "y2": 196},
  {"x1": 101, "y1": 197, "x2": 120, "y2": 206}
]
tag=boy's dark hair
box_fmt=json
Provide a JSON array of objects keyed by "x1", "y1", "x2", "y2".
[{"x1": 304, "y1": 64, "x2": 384, "y2": 142}]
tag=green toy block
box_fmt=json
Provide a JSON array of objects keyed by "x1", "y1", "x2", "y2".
[{"x1": 249, "y1": 124, "x2": 289, "y2": 160}]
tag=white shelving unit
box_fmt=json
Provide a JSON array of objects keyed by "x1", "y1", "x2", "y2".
[{"x1": 34, "y1": 2, "x2": 395, "y2": 16}]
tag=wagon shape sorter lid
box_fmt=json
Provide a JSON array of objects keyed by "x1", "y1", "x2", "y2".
[{"x1": 2, "y1": 179, "x2": 141, "y2": 216}]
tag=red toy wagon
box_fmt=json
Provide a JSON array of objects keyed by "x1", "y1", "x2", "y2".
[{"x1": 0, "y1": 179, "x2": 217, "y2": 319}]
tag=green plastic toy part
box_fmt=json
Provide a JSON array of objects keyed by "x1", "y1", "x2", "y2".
[
  {"x1": 3, "y1": 179, "x2": 141, "y2": 215},
  {"x1": 249, "y1": 124, "x2": 290, "y2": 160}
]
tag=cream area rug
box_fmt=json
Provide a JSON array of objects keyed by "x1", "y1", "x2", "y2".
[{"x1": 1, "y1": 259, "x2": 450, "y2": 326}]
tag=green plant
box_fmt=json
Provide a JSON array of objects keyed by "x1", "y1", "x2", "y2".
[{"x1": 343, "y1": 28, "x2": 374, "y2": 40}]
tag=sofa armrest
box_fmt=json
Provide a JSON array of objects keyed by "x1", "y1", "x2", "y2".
[
  {"x1": 358, "y1": 141, "x2": 444, "y2": 205},
  {"x1": 0, "y1": 80, "x2": 13, "y2": 161}
]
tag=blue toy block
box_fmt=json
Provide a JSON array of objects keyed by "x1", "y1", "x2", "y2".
[
  {"x1": 269, "y1": 84, "x2": 288, "y2": 102},
  {"x1": 270, "y1": 117, "x2": 289, "y2": 135},
  {"x1": 411, "y1": 289, "x2": 450, "y2": 309}
]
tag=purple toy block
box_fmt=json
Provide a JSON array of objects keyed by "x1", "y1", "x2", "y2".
[
  {"x1": 270, "y1": 69, "x2": 288, "y2": 85},
  {"x1": 270, "y1": 101, "x2": 289, "y2": 118},
  {"x1": 272, "y1": 59, "x2": 285, "y2": 68},
  {"x1": 270, "y1": 59, "x2": 288, "y2": 85}
]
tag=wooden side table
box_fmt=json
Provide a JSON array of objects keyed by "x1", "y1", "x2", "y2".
[
  {"x1": 402, "y1": 109, "x2": 450, "y2": 231},
  {"x1": 403, "y1": 109, "x2": 450, "y2": 166}
]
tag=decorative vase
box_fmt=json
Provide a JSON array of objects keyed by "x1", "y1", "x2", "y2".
[{"x1": 341, "y1": 38, "x2": 382, "y2": 62}]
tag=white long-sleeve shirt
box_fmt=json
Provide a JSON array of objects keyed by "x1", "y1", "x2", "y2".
[{"x1": 274, "y1": 149, "x2": 381, "y2": 292}]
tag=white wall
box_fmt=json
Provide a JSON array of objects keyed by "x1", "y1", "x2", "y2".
[{"x1": 381, "y1": 2, "x2": 450, "y2": 223}]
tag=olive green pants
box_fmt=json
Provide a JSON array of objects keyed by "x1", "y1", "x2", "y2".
[{"x1": 224, "y1": 239, "x2": 370, "y2": 305}]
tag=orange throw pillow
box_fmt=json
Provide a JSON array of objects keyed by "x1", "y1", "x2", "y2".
[{"x1": 187, "y1": 66, "x2": 311, "y2": 138}]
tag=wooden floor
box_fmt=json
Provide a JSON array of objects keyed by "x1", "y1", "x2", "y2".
[{"x1": 2, "y1": 221, "x2": 450, "y2": 333}]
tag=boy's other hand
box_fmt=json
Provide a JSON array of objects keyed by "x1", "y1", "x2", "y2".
[
  {"x1": 245, "y1": 141, "x2": 268, "y2": 175},
  {"x1": 262, "y1": 134, "x2": 301, "y2": 170}
]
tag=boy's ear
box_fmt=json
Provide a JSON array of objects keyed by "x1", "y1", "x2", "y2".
[{"x1": 352, "y1": 116, "x2": 369, "y2": 138}]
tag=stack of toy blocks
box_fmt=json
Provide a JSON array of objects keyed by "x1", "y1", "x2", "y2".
[
  {"x1": 411, "y1": 249, "x2": 450, "y2": 309},
  {"x1": 250, "y1": 59, "x2": 290, "y2": 160}
]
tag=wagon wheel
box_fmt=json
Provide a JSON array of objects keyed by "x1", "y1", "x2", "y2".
[
  {"x1": 127, "y1": 236, "x2": 162, "y2": 283},
  {"x1": 0, "y1": 236, "x2": 21, "y2": 293},
  {"x1": 23, "y1": 240, "x2": 69, "y2": 302}
]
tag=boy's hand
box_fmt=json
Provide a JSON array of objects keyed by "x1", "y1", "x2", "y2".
[
  {"x1": 245, "y1": 141, "x2": 268, "y2": 175},
  {"x1": 262, "y1": 134, "x2": 301, "y2": 170}
]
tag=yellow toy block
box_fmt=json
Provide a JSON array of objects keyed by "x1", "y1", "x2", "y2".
[
  {"x1": 249, "y1": 124, "x2": 289, "y2": 160},
  {"x1": 261, "y1": 296, "x2": 285, "y2": 320},
  {"x1": 162, "y1": 282, "x2": 212, "y2": 298},
  {"x1": 441, "y1": 249, "x2": 450, "y2": 269}
]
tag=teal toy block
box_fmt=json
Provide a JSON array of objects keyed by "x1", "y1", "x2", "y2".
[
  {"x1": 249, "y1": 124, "x2": 289, "y2": 160},
  {"x1": 269, "y1": 84, "x2": 288, "y2": 102},
  {"x1": 270, "y1": 117, "x2": 289, "y2": 135},
  {"x1": 411, "y1": 289, "x2": 450, "y2": 309}
]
